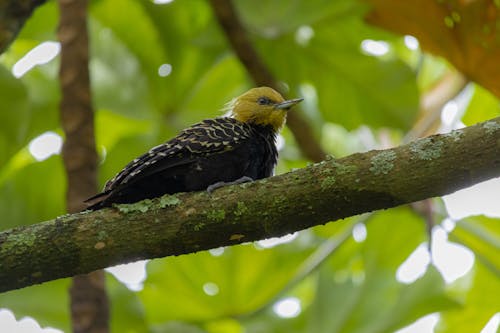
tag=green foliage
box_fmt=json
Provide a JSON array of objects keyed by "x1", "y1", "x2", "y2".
[
  {"x1": 0, "y1": 0, "x2": 499, "y2": 332},
  {"x1": 0, "y1": 65, "x2": 29, "y2": 164},
  {"x1": 0, "y1": 275, "x2": 147, "y2": 333},
  {"x1": 462, "y1": 85, "x2": 500, "y2": 126},
  {"x1": 140, "y1": 241, "x2": 313, "y2": 323},
  {"x1": 436, "y1": 259, "x2": 500, "y2": 333},
  {"x1": 0, "y1": 155, "x2": 65, "y2": 229},
  {"x1": 306, "y1": 210, "x2": 456, "y2": 333},
  {"x1": 241, "y1": 0, "x2": 419, "y2": 130},
  {"x1": 0, "y1": 279, "x2": 70, "y2": 331}
]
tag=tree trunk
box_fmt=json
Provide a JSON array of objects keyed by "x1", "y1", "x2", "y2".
[{"x1": 57, "y1": 0, "x2": 109, "y2": 332}]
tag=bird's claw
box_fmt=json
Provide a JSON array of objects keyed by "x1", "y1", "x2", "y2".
[{"x1": 206, "y1": 176, "x2": 254, "y2": 194}]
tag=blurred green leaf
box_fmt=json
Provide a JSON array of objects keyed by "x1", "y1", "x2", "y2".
[
  {"x1": 306, "y1": 208, "x2": 458, "y2": 333},
  {"x1": 205, "y1": 318, "x2": 245, "y2": 333},
  {"x1": 138, "y1": 0, "x2": 224, "y2": 106},
  {"x1": 152, "y1": 321, "x2": 207, "y2": 333},
  {"x1": 237, "y1": 0, "x2": 419, "y2": 130},
  {"x1": 92, "y1": 0, "x2": 227, "y2": 116},
  {"x1": 462, "y1": 84, "x2": 500, "y2": 126},
  {"x1": 235, "y1": 0, "x2": 361, "y2": 36},
  {"x1": 416, "y1": 54, "x2": 453, "y2": 92},
  {"x1": 1, "y1": 41, "x2": 61, "y2": 149},
  {"x1": 0, "y1": 274, "x2": 147, "y2": 333},
  {"x1": 177, "y1": 56, "x2": 248, "y2": 127},
  {"x1": 19, "y1": 66, "x2": 60, "y2": 141},
  {"x1": 98, "y1": 133, "x2": 156, "y2": 188},
  {"x1": 91, "y1": 0, "x2": 164, "y2": 115},
  {"x1": 16, "y1": 1, "x2": 58, "y2": 42},
  {"x1": 0, "y1": 155, "x2": 65, "y2": 230},
  {"x1": 450, "y1": 215, "x2": 500, "y2": 275},
  {"x1": 140, "y1": 241, "x2": 313, "y2": 323},
  {"x1": 89, "y1": 20, "x2": 154, "y2": 118},
  {"x1": 0, "y1": 65, "x2": 30, "y2": 165},
  {"x1": 95, "y1": 109, "x2": 152, "y2": 150},
  {"x1": 437, "y1": 260, "x2": 500, "y2": 333},
  {"x1": 91, "y1": 0, "x2": 165, "y2": 85},
  {"x1": 0, "y1": 278, "x2": 70, "y2": 332},
  {"x1": 108, "y1": 275, "x2": 148, "y2": 333}
]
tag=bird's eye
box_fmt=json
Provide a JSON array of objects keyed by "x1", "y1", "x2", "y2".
[{"x1": 257, "y1": 97, "x2": 272, "y2": 105}]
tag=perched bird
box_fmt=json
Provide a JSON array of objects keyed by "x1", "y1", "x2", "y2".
[{"x1": 85, "y1": 87, "x2": 303, "y2": 210}]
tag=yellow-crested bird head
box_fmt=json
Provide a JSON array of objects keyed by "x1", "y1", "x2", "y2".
[{"x1": 229, "y1": 87, "x2": 303, "y2": 131}]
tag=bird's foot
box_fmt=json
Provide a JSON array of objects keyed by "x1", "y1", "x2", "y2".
[{"x1": 206, "y1": 176, "x2": 254, "y2": 194}]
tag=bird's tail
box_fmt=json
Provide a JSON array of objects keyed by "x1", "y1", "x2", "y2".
[{"x1": 83, "y1": 191, "x2": 112, "y2": 211}]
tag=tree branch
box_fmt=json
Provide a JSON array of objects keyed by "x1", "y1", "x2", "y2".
[
  {"x1": 1, "y1": 117, "x2": 500, "y2": 293},
  {"x1": 208, "y1": 0, "x2": 326, "y2": 162}
]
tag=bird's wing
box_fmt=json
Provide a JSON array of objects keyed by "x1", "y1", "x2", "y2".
[{"x1": 102, "y1": 118, "x2": 252, "y2": 192}]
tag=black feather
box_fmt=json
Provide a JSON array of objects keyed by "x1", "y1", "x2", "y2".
[{"x1": 85, "y1": 118, "x2": 278, "y2": 210}]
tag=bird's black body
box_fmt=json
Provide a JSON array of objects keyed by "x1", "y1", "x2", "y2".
[
  {"x1": 85, "y1": 86, "x2": 303, "y2": 210},
  {"x1": 85, "y1": 118, "x2": 278, "y2": 210}
]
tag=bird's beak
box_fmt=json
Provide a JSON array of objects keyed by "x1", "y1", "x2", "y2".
[{"x1": 274, "y1": 98, "x2": 304, "y2": 110}]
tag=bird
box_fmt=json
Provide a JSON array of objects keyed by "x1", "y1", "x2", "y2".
[{"x1": 84, "y1": 86, "x2": 303, "y2": 210}]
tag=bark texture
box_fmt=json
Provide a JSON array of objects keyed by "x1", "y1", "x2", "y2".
[
  {"x1": 1, "y1": 116, "x2": 499, "y2": 293},
  {"x1": 57, "y1": 0, "x2": 109, "y2": 332}
]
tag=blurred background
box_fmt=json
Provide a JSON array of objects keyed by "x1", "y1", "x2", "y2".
[{"x1": 0, "y1": 0, "x2": 499, "y2": 332}]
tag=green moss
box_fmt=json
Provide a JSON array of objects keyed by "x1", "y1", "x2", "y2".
[
  {"x1": 97, "y1": 231, "x2": 108, "y2": 241},
  {"x1": 7, "y1": 231, "x2": 36, "y2": 249},
  {"x1": 207, "y1": 209, "x2": 226, "y2": 222},
  {"x1": 114, "y1": 195, "x2": 180, "y2": 213},
  {"x1": 483, "y1": 120, "x2": 500, "y2": 135},
  {"x1": 234, "y1": 202, "x2": 248, "y2": 216},
  {"x1": 238, "y1": 182, "x2": 252, "y2": 189},
  {"x1": 331, "y1": 161, "x2": 357, "y2": 176},
  {"x1": 319, "y1": 161, "x2": 355, "y2": 185},
  {"x1": 158, "y1": 195, "x2": 181, "y2": 208},
  {"x1": 369, "y1": 150, "x2": 396, "y2": 175},
  {"x1": 410, "y1": 137, "x2": 443, "y2": 160},
  {"x1": 449, "y1": 129, "x2": 464, "y2": 142},
  {"x1": 273, "y1": 196, "x2": 286, "y2": 206},
  {"x1": 321, "y1": 176, "x2": 336, "y2": 190},
  {"x1": 193, "y1": 222, "x2": 205, "y2": 231},
  {"x1": 115, "y1": 199, "x2": 152, "y2": 213}
]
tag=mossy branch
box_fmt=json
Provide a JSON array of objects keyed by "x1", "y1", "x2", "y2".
[{"x1": 1, "y1": 117, "x2": 500, "y2": 293}]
